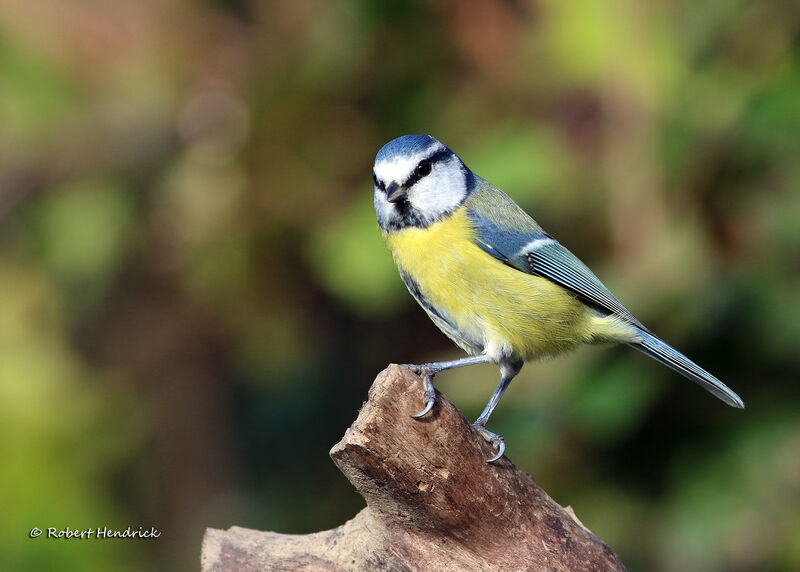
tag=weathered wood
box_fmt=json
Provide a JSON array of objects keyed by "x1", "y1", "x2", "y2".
[{"x1": 202, "y1": 364, "x2": 627, "y2": 571}]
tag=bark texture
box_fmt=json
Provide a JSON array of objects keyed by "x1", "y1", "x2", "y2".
[{"x1": 202, "y1": 364, "x2": 627, "y2": 571}]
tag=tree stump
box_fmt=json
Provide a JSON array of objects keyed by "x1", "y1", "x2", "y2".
[{"x1": 202, "y1": 364, "x2": 627, "y2": 571}]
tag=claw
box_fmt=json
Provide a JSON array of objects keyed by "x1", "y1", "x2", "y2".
[
  {"x1": 411, "y1": 396, "x2": 434, "y2": 418},
  {"x1": 411, "y1": 373, "x2": 436, "y2": 418},
  {"x1": 400, "y1": 363, "x2": 421, "y2": 374},
  {"x1": 486, "y1": 439, "x2": 505, "y2": 463},
  {"x1": 473, "y1": 424, "x2": 506, "y2": 463},
  {"x1": 405, "y1": 365, "x2": 437, "y2": 418}
]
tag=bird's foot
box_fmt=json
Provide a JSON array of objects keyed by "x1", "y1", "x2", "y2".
[
  {"x1": 472, "y1": 423, "x2": 505, "y2": 463},
  {"x1": 400, "y1": 363, "x2": 422, "y2": 375},
  {"x1": 401, "y1": 364, "x2": 437, "y2": 418}
]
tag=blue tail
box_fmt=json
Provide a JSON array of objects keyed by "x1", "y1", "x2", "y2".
[{"x1": 629, "y1": 328, "x2": 744, "y2": 408}]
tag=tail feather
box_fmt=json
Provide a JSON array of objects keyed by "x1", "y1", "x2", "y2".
[{"x1": 629, "y1": 328, "x2": 744, "y2": 408}]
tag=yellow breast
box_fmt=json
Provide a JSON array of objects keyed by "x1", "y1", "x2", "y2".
[{"x1": 383, "y1": 208, "x2": 594, "y2": 361}]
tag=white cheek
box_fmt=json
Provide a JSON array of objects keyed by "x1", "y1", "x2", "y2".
[{"x1": 408, "y1": 169, "x2": 465, "y2": 215}]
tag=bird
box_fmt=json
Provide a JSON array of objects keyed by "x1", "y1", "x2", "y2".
[{"x1": 372, "y1": 134, "x2": 744, "y2": 462}]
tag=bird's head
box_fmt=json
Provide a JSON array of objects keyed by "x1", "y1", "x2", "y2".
[{"x1": 373, "y1": 135, "x2": 474, "y2": 231}]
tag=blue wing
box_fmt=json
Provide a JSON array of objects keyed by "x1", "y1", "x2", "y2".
[
  {"x1": 462, "y1": 182, "x2": 744, "y2": 407},
  {"x1": 467, "y1": 208, "x2": 647, "y2": 331}
]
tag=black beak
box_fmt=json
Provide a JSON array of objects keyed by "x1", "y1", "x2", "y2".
[{"x1": 386, "y1": 182, "x2": 407, "y2": 203}]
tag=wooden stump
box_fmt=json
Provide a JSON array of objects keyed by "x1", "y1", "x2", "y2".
[{"x1": 202, "y1": 365, "x2": 627, "y2": 571}]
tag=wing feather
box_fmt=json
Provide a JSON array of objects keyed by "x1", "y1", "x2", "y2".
[
  {"x1": 525, "y1": 241, "x2": 647, "y2": 330},
  {"x1": 465, "y1": 186, "x2": 646, "y2": 330}
]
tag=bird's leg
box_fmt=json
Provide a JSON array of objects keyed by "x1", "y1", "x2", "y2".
[
  {"x1": 401, "y1": 354, "x2": 489, "y2": 418},
  {"x1": 473, "y1": 360, "x2": 522, "y2": 462}
]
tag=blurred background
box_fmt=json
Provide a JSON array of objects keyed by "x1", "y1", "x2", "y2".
[{"x1": 1, "y1": 0, "x2": 799, "y2": 570}]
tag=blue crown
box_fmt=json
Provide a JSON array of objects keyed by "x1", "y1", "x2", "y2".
[{"x1": 375, "y1": 135, "x2": 439, "y2": 163}]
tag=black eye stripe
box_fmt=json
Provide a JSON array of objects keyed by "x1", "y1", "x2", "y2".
[{"x1": 403, "y1": 148, "x2": 452, "y2": 188}]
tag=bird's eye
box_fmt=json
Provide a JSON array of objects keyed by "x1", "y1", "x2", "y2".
[
  {"x1": 373, "y1": 173, "x2": 383, "y2": 189},
  {"x1": 415, "y1": 159, "x2": 431, "y2": 178}
]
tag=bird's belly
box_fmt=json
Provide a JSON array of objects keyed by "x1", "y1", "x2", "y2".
[{"x1": 384, "y1": 210, "x2": 591, "y2": 361}]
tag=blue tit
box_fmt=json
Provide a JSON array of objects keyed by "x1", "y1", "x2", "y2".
[{"x1": 372, "y1": 134, "x2": 744, "y2": 462}]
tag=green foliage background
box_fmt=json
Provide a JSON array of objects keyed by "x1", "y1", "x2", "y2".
[{"x1": 1, "y1": 1, "x2": 799, "y2": 570}]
